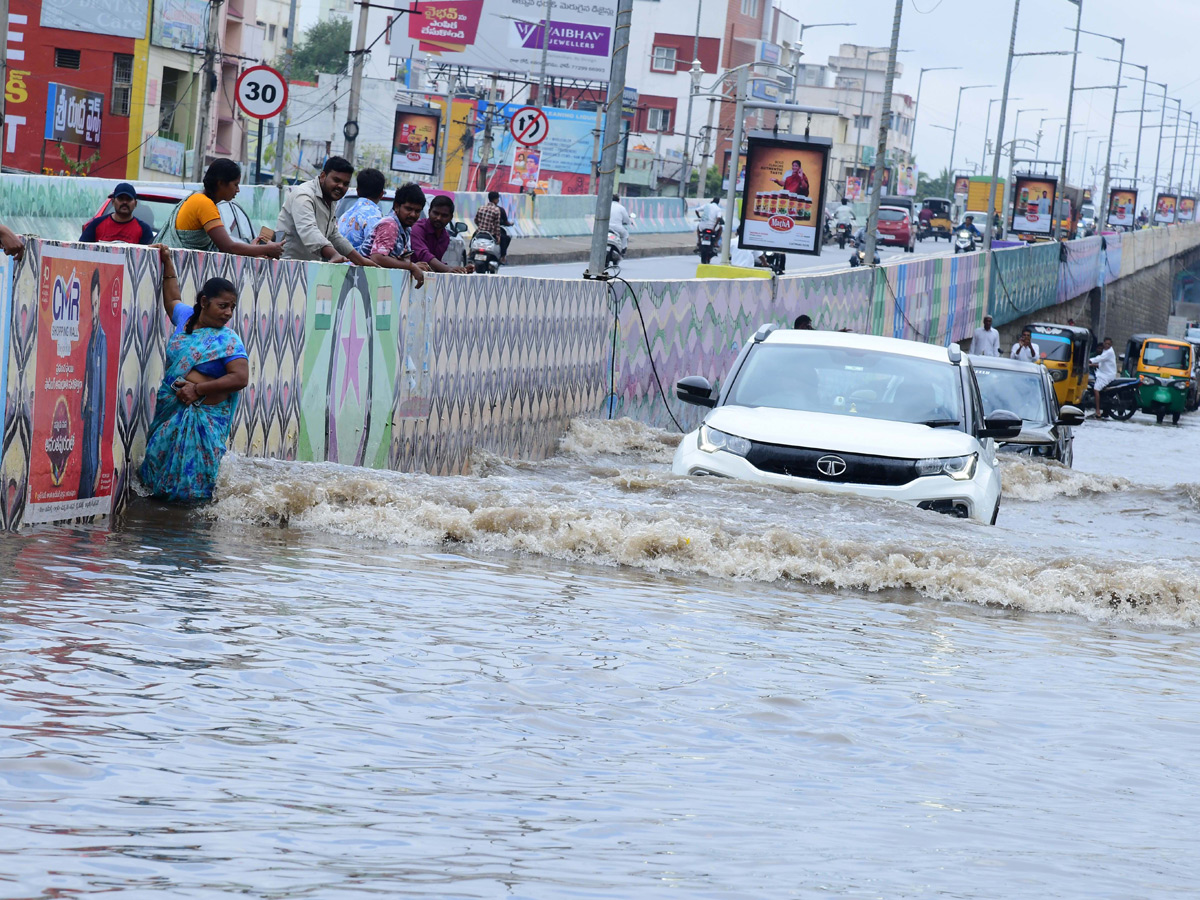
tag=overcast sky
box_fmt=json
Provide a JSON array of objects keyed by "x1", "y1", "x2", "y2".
[{"x1": 792, "y1": 0, "x2": 1200, "y2": 194}]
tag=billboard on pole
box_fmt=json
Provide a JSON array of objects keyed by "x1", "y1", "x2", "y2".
[
  {"x1": 1107, "y1": 188, "x2": 1137, "y2": 227},
  {"x1": 1011, "y1": 176, "x2": 1058, "y2": 236},
  {"x1": 738, "y1": 133, "x2": 831, "y2": 256},
  {"x1": 391, "y1": 0, "x2": 617, "y2": 81},
  {"x1": 391, "y1": 105, "x2": 441, "y2": 175},
  {"x1": 1154, "y1": 192, "x2": 1178, "y2": 225},
  {"x1": 1179, "y1": 196, "x2": 1196, "y2": 223}
]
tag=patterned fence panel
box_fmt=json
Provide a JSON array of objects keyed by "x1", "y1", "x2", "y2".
[
  {"x1": 626, "y1": 196, "x2": 693, "y2": 233},
  {"x1": 1057, "y1": 235, "x2": 1104, "y2": 303},
  {"x1": 530, "y1": 194, "x2": 596, "y2": 237},
  {"x1": 776, "y1": 267, "x2": 875, "y2": 334},
  {"x1": 881, "y1": 252, "x2": 989, "y2": 345},
  {"x1": 989, "y1": 242, "x2": 1061, "y2": 326}
]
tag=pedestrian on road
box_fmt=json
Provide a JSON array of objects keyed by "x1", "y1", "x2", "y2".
[
  {"x1": 1090, "y1": 337, "x2": 1117, "y2": 418},
  {"x1": 79, "y1": 183, "x2": 154, "y2": 245},
  {"x1": 337, "y1": 167, "x2": 386, "y2": 253},
  {"x1": 972, "y1": 315, "x2": 1001, "y2": 356},
  {"x1": 410, "y1": 195, "x2": 470, "y2": 274},
  {"x1": 160, "y1": 160, "x2": 282, "y2": 258},
  {"x1": 1010, "y1": 328, "x2": 1040, "y2": 362},
  {"x1": 366, "y1": 182, "x2": 430, "y2": 287},
  {"x1": 474, "y1": 191, "x2": 510, "y2": 263},
  {"x1": 276, "y1": 157, "x2": 376, "y2": 265}
]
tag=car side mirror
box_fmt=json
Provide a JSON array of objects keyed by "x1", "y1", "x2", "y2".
[
  {"x1": 1057, "y1": 405, "x2": 1085, "y2": 427},
  {"x1": 451, "y1": 221, "x2": 468, "y2": 234},
  {"x1": 979, "y1": 409, "x2": 1023, "y2": 439},
  {"x1": 676, "y1": 375, "x2": 716, "y2": 408}
]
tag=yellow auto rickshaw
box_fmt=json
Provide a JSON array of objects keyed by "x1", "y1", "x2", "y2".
[
  {"x1": 1028, "y1": 322, "x2": 1092, "y2": 406},
  {"x1": 1124, "y1": 334, "x2": 1193, "y2": 424},
  {"x1": 921, "y1": 198, "x2": 953, "y2": 241}
]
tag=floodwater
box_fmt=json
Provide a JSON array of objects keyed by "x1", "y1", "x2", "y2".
[{"x1": 3, "y1": 413, "x2": 1200, "y2": 897}]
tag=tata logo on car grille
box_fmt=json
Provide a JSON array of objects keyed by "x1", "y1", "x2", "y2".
[{"x1": 816, "y1": 455, "x2": 848, "y2": 477}]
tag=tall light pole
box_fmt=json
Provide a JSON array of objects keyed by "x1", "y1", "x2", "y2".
[
  {"x1": 913, "y1": 66, "x2": 960, "y2": 162},
  {"x1": 983, "y1": 96, "x2": 1022, "y2": 172},
  {"x1": 1167, "y1": 97, "x2": 1183, "y2": 204},
  {"x1": 1053, "y1": 0, "x2": 1083, "y2": 240},
  {"x1": 853, "y1": 48, "x2": 910, "y2": 187},
  {"x1": 789, "y1": 21, "x2": 855, "y2": 130},
  {"x1": 586, "y1": 0, "x2": 634, "y2": 276},
  {"x1": 1037, "y1": 115, "x2": 1065, "y2": 155},
  {"x1": 1148, "y1": 80, "x2": 1168, "y2": 208},
  {"x1": 863, "y1": 0, "x2": 904, "y2": 268},
  {"x1": 1075, "y1": 28, "x2": 1124, "y2": 235},
  {"x1": 947, "y1": 83, "x2": 992, "y2": 186},
  {"x1": 1006, "y1": 107, "x2": 1046, "y2": 206},
  {"x1": 1105, "y1": 59, "x2": 1148, "y2": 193},
  {"x1": 985, "y1": 0, "x2": 1019, "y2": 251},
  {"x1": 680, "y1": 58, "x2": 704, "y2": 198}
]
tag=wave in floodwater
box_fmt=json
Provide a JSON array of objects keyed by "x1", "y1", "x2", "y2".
[
  {"x1": 998, "y1": 456, "x2": 1134, "y2": 501},
  {"x1": 205, "y1": 419, "x2": 1200, "y2": 626}
]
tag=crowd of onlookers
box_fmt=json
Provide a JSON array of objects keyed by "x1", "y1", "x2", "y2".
[{"x1": 0, "y1": 156, "x2": 519, "y2": 277}]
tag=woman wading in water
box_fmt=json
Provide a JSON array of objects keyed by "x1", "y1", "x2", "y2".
[{"x1": 140, "y1": 245, "x2": 249, "y2": 501}]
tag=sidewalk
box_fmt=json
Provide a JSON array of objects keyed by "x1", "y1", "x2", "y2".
[{"x1": 505, "y1": 232, "x2": 697, "y2": 266}]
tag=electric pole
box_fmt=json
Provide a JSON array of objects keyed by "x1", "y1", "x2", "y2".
[{"x1": 193, "y1": 0, "x2": 224, "y2": 181}]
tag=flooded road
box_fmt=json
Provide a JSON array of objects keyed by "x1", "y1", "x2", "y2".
[{"x1": 3, "y1": 413, "x2": 1200, "y2": 897}]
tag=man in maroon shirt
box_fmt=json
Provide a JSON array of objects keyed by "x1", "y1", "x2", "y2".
[
  {"x1": 410, "y1": 195, "x2": 470, "y2": 274},
  {"x1": 79, "y1": 183, "x2": 155, "y2": 245}
]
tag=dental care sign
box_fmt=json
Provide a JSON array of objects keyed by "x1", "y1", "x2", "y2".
[
  {"x1": 25, "y1": 245, "x2": 124, "y2": 525},
  {"x1": 391, "y1": 0, "x2": 616, "y2": 81},
  {"x1": 738, "y1": 133, "x2": 832, "y2": 257}
]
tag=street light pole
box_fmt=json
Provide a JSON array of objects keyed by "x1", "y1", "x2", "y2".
[
  {"x1": 1149, "y1": 80, "x2": 1168, "y2": 207},
  {"x1": 853, "y1": 48, "x2": 889, "y2": 187},
  {"x1": 1054, "y1": 0, "x2": 1083, "y2": 241},
  {"x1": 680, "y1": 58, "x2": 703, "y2": 198},
  {"x1": 983, "y1": 97, "x2": 1021, "y2": 174},
  {"x1": 985, "y1": 0, "x2": 1020, "y2": 251},
  {"x1": 947, "y1": 84, "x2": 992, "y2": 189},
  {"x1": 1006, "y1": 108, "x2": 1045, "y2": 210},
  {"x1": 1168, "y1": 97, "x2": 1183, "y2": 203},
  {"x1": 586, "y1": 0, "x2": 633, "y2": 276},
  {"x1": 1075, "y1": 29, "x2": 1124, "y2": 234},
  {"x1": 913, "y1": 66, "x2": 960, "y2": 162},
  {"x1": 720, "y1": 67, "x2": 749, "y2": 266},
  {"x1": 863, "y1": 0, "x2": 904, "y2": 268}
]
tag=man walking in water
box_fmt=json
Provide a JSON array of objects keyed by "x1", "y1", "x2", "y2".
[{"x1": 1090, "y1": 336, "x2": 1117, "y2": 418}]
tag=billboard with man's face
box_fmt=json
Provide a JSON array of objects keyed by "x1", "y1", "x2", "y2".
[
  {"x1": 1179, "y1": 197, "x2": 1196, "y2": 223},
  {"x1": 1107, "y1": 188, "x2": 1137, "y2": 227},
  {"x1": 391, "y1": 105, "x2": 441, "y2": 175},
  {"x1": 1011, "y1": 176, "x2": 1058, "y2": 236},
  {"x1": 1154, "y1": 192, "x2": 1178, "y2": 225},
  {"x1": 738, "y1": 133, "x2": 831, "y2": 256}
]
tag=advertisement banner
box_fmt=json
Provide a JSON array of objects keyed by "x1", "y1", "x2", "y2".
[
  {"x1": 474, "y1": 102, "x2": 600, "y2": 177},
  {"x1": 25, "y1": 245, "x2": 124, "y2": 524},
  {"x1": 509, "y1": 145, "x2": 542, "y2": 191},
  {"x1": 391, "y1": 105, "x2": 441, "y2": 175},
  {"x1": 392, "y1": 0, "x2": 616, "y2": 82},
  {"x1": 1179, "y1": 196, "x2": 1196, "y2": 223},
  {"x1": 44, "y1": 83, "x2": 103, "y2": 148},
  {"x1": 721, "y1": 150, "x2": 746, "y2": 192},
  {"x1": 144, "y1": 136, "x2": 186, "y2": 176},
  {"x1": 845, "y1": 176, "x2": 863, "y2": 202},
  {"x1": 954, "y1": 175, "x2": 970, "y2": 198},
  {"x1": 40, "y1": 0, "x2": 148, "y2": 39},
  {"x1": 738, "y1": 133, "x2": 830, "y2": 256},
  {"x1": 1154, "y1": 192, "x2": 1178, "y2": 225},
  {"x1": 1107, "y1": 188, "x2": 1137, "y2": 227},
  {"x1": 1011, "y1": 176, "x2": 1058, "y2": 236},
  {"x1": 896, "y1": 164, "x2": 918, "y2": 197},
  {"x1": 151, "y1": 0, "x2": 208, "y2": 50}
]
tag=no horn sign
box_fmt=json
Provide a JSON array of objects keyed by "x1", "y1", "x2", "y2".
[{"x1": 510, "y1": 107, "x2": 549, "y2": 146}]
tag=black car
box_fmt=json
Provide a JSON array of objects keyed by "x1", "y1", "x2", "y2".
[{"x1": 971, "y1": 356, "x2": 1084, "y2": 466}]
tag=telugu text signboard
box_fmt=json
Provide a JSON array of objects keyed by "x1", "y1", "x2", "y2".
[
  {"x1": 1011, "y1": 175, "x2": 1058, "y2": 236},
  {"x1": 391, "y1": 0, "x2": 617, "y2": 81},
  {"x1": 391, "y1": 105, "x2": 441, "y2": 175},
  {"x1": 738, "y1": 133, "x2": 831, "y2": 257},
  {"x1": 44, "y1": 83, "x2": 103, "y2": 148},
  {"x1": 25, "y1": 245, "x2": 124, "y2": 525}
]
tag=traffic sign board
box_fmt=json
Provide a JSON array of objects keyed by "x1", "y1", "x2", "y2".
[
  {"x1": 235, "y1": 65, "x2": 288, "y2": 120},
  {"x1": 510, "y1": 106, "x2": 549, "y2": 146}
]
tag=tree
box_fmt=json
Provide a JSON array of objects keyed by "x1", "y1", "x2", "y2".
[
  {"x1": 917, "y1": 166, "x2": 953, "y2": 200},
  {"x1": 281, "y1": 19, "x2": 352, "y2": 83}
]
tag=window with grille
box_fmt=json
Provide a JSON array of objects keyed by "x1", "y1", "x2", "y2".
[
  {"x1": 853, "y1": 114, "x2": 871, "y2": 130},
  {"x1": 112, "y1": 54, "x2": 133, "y2": 117},
  {"x1": 740, "y1": 0, "x2": 759, "y2": 16},
  {"x1": 55, "y1": 48, "x2": 81, "y2": 69},
  {"x1": 651, "y1": 46, "x2": 677, "y2": 72},
  {"x1": 647, "y1": 108, "x2": 671, "y2": 132}
]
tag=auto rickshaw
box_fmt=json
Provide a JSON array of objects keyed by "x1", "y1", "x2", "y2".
[
  {"x1": 920, "y1": 198, "x2": 953, "y2": 241},
  {"x1": 1124, "y1": 333, "x2": 1193, "y2": 424},
  {"x1": 1186, "y1": 336, "x2": 1200, "y2": 410},
  {"x1": 1028, "y1": 322, "x2": 1092, "y2": 406}
]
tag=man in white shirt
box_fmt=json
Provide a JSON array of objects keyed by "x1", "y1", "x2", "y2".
[
  {"x1": 729, "y1": 227, "x2": 765, "y2": 268},
  {"x1": 610, "y1": 194, "x2": 633, "y2": 252},
  {"x1": 832, "y1": 198, "x2": 856, "y2": 227},
  {"x1": 698, "y1": 198, "x2": 723, "y2": 231},
  {"x1": 1010, "y1": 328, "x2": 1041, "y2": 362},
  {"x1": 972, "y1": 315, "x2": 1001, "y2": 356},
  {"x1": 1090, "y1": 336, "x2": 1117, "y2": 418}
]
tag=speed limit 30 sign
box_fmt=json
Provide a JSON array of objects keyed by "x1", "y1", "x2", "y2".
[
  {"x1": 236, "y1": 64, "x2": 288, "y2": 119},
  {"x1": 510, "y1": 106, "x2": 549, "y2": 146}
]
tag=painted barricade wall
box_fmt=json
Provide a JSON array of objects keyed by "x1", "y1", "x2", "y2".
[
  {"x1": 531, "y1": 194, "x2": 596, "y2": 237},
  {"x1": 989, "y1": 242, "x2": 1061, "y2": 327},
  {"x1": 427, "y1": 190, "x2": 538, "y2": 238},
  {"x1": 626, "y1": 197, "x2": 693, "y2": 233}
]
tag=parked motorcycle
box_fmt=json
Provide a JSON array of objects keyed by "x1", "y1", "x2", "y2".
[
  {"x1": 1087, "y1": 371, "x2": 1140, "y2": 420},
  {"x1": 470, "y1": 230, "x2": 502, "y2": 274},
  {"x1": 954, "y1": 228, "x2": 979, "y2": 254}
]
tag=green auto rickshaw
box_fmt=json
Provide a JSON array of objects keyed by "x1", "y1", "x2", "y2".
[{"x1": 1124, "y1": 333, "x2": 1193, "y2": 424}]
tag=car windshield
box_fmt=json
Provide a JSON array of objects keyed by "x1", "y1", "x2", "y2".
[
  {"x1": 726, "y1": 344, "x2": 964, "y2": 427},
  {"x1": 878, "y1": 209, "x2": 906, "y2": 221},
  {"x1": 125, "y1": 199, "x2": 181, "y2": 238},
  {"x1": 1031, "y1": 333, "x2": 1072, "y2": 362},
  {"x1": 1144, "y1": 341, "x2": 1189, "y2": 369},
  {"x1": 974, "y1": 367, "x2": 1048, "y2": 424}
]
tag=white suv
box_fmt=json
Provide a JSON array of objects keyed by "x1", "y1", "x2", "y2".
[{"x1": 671, "y1": 326, "x2": 1022, "y2": 524}]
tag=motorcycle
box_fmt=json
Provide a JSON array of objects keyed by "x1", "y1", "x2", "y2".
[
  {"x1": 1086, "y1": 371, "x2": 1140, "y2": 420},
  {"x1": 762, "y1": 252, "x2": 786, "y2": 275},
  {"x1": 848, "y1": 231, "x2": 882, "y2": 268},
  {"x1": 696, "y1": 227, "x2": 721, "y2": 265},
  {"x1": 954, "y1": 228, "x2": 979, "y2": 254},
  {"x1": 836, "y1": 222, "x2": 853, "y2": 249},
  {"x1": 469, "y1": 230, "x2": 501, "y2": 274},
  {"x1": 606, "y1": 230, "x2": 624, "y2": 267}
]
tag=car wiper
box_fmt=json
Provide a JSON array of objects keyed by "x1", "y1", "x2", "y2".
[{"x1": 919, "y1": 419, "x2": 962, "y2": 428}]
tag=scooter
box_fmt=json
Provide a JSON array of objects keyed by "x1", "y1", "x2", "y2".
[
  {"x1": 606, "y1": 230, "x2": 624, "y2": 267},
  {"x1": 848, "y1": 232, "x2": 882, "y2": 268},
  {"x1": 696, "y1": 226, "x2": 721, "y2": 265},
  {"x1": 954, "y1": 228, "x2": 979, "y2": 254},
  {"x1": 469, "y1": 230, "x2": 501, "y2": 274},
  {"x1": 836, "y1": 222, "x2": 853, "y2": 249},
  {"x1": 1086, "y1": 371, "x2": 1140, "y2": 420}
]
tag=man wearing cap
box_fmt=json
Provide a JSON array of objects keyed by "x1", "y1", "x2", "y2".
[{"x1": 79, "y1": 183, "x2": 155, "y2": 245}]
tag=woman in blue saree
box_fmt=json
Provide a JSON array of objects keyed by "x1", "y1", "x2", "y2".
[{"x1": 140, "y1": 245, "x2": 249, "y2": 501}]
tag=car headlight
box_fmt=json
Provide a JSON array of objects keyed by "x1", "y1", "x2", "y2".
[
  {"x1": 1048, "y1": 368, "x2": 1067, "y2": 382},
  {"x1": 915, "y1": 453, "x2": 978, "y2": 481},
  {"x1": 698, "y1": 424, "x2": 751, "y2": 457}
]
